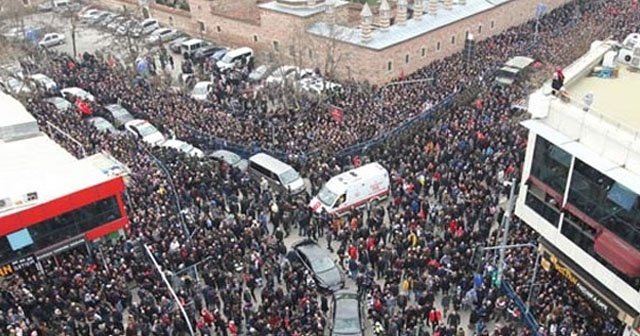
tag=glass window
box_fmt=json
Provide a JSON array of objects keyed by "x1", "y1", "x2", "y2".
[
  {"x1": 317, "y1": 186, "x2": 338, "y2": 207},
  {"x1": 279, "y1": 169, "x2": 300, "y2": 185},
  {"x1": 525, "y1": 185, "x2": 561, "y2": 226},
  {"x1": 310, "y1": 256, "x2": 334, "y2": 273},
  {"x1": 530, "y1": 136, "x2": 571, "y2": 195},
  {"x1": 562, "y1": 212, "x2": 640, "y2": 290},
  {"x1": 568, "y1": 159, "x2": 640, "y2": 251},
  {"x1": 0, "y1": 196, "x2": 122, "y2": 265}
]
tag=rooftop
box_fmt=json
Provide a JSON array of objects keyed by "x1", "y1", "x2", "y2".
[
  {"x1": 259, "y1": 0, "x2": 349, "y2": 17},
  {"x1": 525, "y1": 38, "x2": 640, "y2": 180},
  {"x1": 0, "y1": 93, "x2": 115, "y2": 217},
  {"x1": 307, "y1": 0, "x2": 511, "y2": 50}
]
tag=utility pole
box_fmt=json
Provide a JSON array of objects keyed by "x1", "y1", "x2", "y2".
[
  {"x1": 496, "y1": 178, "x2": 517, "y2": 286},
  {"x1": 143, "y1": 244, "x2": 196, "y2": 336}
]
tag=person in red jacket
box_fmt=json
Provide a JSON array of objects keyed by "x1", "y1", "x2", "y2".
[{"x1": 429, "y1": 307, "x2": 443, "y2": 332}]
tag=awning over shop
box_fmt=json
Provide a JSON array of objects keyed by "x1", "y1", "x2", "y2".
[{"x1": 594, "y1": 230, "x2": 640, "y2": 277}]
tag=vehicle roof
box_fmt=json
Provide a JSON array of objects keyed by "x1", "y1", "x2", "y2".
[
  {"x1": 210, "y1": 149, "x2": 240, "y2": 160},
  {"x1": 31, "y1": 73, "x2": 52, "y2": 80},
  {"x1": 504, "y1": 56, "x2": 535, "y2": 70},
  {"x1": 61, "y1": 87, "x2": 88, "y2": 93},
  {"x1": 194, "y1": 81, "x2": 213, "y2": 87},
  {"x1": 327, "y1": 162, "x2": 387, "y2": 187},
  {"x1": 295, "y1": 240, "x2": 330, "y2": 259},
  {"x1": 140, "y1": 18, "x2": 158, "y2": 24},
  {"x1": 161, "y1": 139, "x2": 188, "y2": 147},
  {"x1": 125, "y1": 119, "x2": 150, "y2": 127},
  {"x1": 334, "y1": 293, "x2": 359, "y2": 320},
  {"x1": 182, "y1": 38, "x2": 203, "y2": 46},
  {"x1": 44, "y1": 97, "x2": 68, "y2": 103},
  {"x1": 226, "y1": 47, "x2": 253, "y2": 57},
  {"x1": 249, "y1": 153, "x2": 293, "y2": 174}
]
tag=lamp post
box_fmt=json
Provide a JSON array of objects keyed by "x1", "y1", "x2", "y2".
[
  {"x1": 143, "y1": 244, "x2": 196, "y2": 336},
  {"x1": 496, "y1": 178, "x2": 517, "y2": 287}
]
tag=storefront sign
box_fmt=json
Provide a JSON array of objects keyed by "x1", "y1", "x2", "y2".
[
  {"x1": 546, "y1": 254, "x2": 614, "y2": 315},
  {"x1": 0, "y1": 256, "x2": 37, "y2": 277}
]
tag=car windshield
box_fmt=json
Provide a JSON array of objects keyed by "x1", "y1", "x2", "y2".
[
  {"x1": 111, "y1": 108, "x2": 132, "y2": 120},
  {"x1": 221, "y1": 152, "x2": 241, "y2": 165},
  {"x1": 333, "y1": 318, "x2": 360, "y2": 334},
  {"x1": 317, "y1": 185, "x2": 338, "y2": 207},
  {"x1": 280, "y1": 169, "x2": 300, "y2": 185},
  {"x1": 138, "y1": 123, "x2": 158, "y2": 137},
  {"x1": 7, "y1": 78, "x2": 23, "y2": 90},
  {"x1": 220, "y1": 53, "x2": 235, "y2": 63},
  {"x1": 192, "y1": 84, "x2": 209, "y2": 95},
  {"x1": 51, "y1": 99, "x2": 70, "y2": 110},
  {"x1": 310, "y1": 256, "x2": 334, "y2": 273}
]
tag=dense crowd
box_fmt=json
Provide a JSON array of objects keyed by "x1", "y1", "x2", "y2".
[{"x1": 0, "y1": 0, "x2": 639, "y2": 335}]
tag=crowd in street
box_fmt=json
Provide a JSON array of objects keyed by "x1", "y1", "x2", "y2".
[{"x1": 1, "y1": 0, "x2": 639, "y2": 335}]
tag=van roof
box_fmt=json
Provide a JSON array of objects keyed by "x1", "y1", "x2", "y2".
[
  {"x1": 140, "y1": 18, "x2": 158, "y2": 24},
  {"x1": 249, "y1": 153, "x2": 293, "y2": 174},
  {"x1": 182, "y1": 38, "x2": 203, "y2": 46},
  {"x1": 226, "y1": 47, "x2": 253, "y2": 58},
  {"x1": 504, "y1": 56, "x2": 534, "y2": 70},
  {"x1": 327, "y1": 162, "x2": 388, "y2": 187}
]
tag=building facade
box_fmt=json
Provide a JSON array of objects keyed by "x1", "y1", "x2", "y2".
[
  {"x1": 97, "y1": 0, "x2": 571, "y2": 83},
  {"x1": 516, "y1": 37, "x2": 640, "y2": 334}
]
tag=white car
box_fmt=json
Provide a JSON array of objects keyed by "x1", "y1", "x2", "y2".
[
  {"x1": 39, "y1": 33, "x2": 65, "y2": 48},
  {"x1": 1, "y1": 77, "x2": 34, "y2": 95},
  {"x1": 124, "y1": 119, "x2": 165, "y2": 146},
  {"x1": 61, "y1": 87, "x2": 95, "y2": 102},
  {"x1": 79, "y1": 9, "x2": 102, "y2": 23},
  {"x1": 146, "y1": 28, "x2": 180, "y2": 44},
  {"x1": 30, "y1": 74, "x2": 58, "y2": 91},
  {"x1": 191, "y1": 81, "x2": 213, "y2": 101},
  {"x1": 265, "y1": 65, "x2": 300, "y2": 84},
  {"x1": 160, "y1": 139, "x2": 204, "y2": 158},
  {"x1": 299, "y1": 77, "x2": 342, "y2": 95}
]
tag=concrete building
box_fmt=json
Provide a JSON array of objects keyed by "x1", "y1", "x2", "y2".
[
  {"x1": 98, "y1": 0, "x2": 571, "y2": 83},
  {"x1": 516, "y1": 36, "x2": 640, "y2": 335}
]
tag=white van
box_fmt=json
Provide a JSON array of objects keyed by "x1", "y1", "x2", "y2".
[
  {"x1": 181, "y1": 38, "x2": 204, "y2": 58},
  {"x1": 217, "y1": 47, "x2": 254, "y2": 71},
  {"x1": 248, "y1": 153, "x2": 305, "y2": 195},
  {"x1": 309, "y1": 162, "x2": 389, "y2": 216}
]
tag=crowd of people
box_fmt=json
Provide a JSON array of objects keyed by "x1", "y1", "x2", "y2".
[{"x1": 0, "y1": 0, "x2": 639, "y2": 335}]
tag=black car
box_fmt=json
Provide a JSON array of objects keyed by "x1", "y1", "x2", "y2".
[
  {"x1": 330, "y1": 290, "x2": 365, "y2": 336},
  {"x1": 193, "y1": 45, "x2": 225, "y2": 62},
  {"x1": 289, "y1": 239, "x2": 344, "y2": 291}
]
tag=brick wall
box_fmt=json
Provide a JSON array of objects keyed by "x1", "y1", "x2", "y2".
[{"x1": 99, "y1": 0, "x2": 572, "y2": 84}]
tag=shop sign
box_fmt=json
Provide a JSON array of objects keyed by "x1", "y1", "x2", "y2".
[
  {"x1": 0, "y1": 256, "x2": 37, "y2": 277},
  {"x1": 547, "y1": 255, "x2": 614, "y2": 315}
]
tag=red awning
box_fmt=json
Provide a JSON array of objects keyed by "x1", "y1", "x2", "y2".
[{"x1": 594, "y1": 230, "x2": 640, "y2": 277}]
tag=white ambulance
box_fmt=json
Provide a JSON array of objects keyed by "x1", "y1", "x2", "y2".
[{"x1": 309, "y1": 162, "x2": 390, "y2": 216}]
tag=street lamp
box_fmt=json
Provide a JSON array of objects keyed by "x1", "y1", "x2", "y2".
[
  {"x1": 143, "y1": 244, "x2": 196, "y2": 336},
  {"x1": 496, "y1": 178, "x2": 517, "y2": 286}
]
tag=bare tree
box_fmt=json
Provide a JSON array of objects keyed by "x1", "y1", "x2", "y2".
[{"x1": 311, "y1": 21, "x2": 353, "y2": 82}]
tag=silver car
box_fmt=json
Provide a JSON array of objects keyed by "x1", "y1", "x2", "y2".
[{"x1": 39, "y1": 33, "x2": 65, "y2": 48}]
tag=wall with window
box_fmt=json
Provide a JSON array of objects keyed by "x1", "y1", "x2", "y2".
[
  {"x1": 0, "y1": 196, "x2": 122, "y2": 264},
  {"x1": 530, "y1": 136, "x2": 571, "y2": 195}
]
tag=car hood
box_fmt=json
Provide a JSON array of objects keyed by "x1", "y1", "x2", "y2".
[{"x1": 316, "y1": 267, "x2": 343, "y2": 290}]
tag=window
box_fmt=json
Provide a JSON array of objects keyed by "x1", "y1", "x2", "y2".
[
  {"x1": 530, "y1": 136, "x2": 572, "y2": 195},
  {"x1": 568, "y1": 159, "x2": 640, "y2": 251},
  {"x1": 490, "y1": 20, "x2": 495, "y2": 29},
  {"x1": 0, "y1": 196, "x2": 122, "y2": 264},
  {"x1": 436, "y1": 42, "x2": 441, "y2": 51},
  {"x1": 198, "y1": 20, "x2": 205, "y2": 32},
  {"x1": 335, "y1": 194, "x2": 347, "y2": 207},
  {"x1": 478, "y1": 24, "x2": 482, "y2": 34},
  {"x1": 273, "y1": 40, "x2": 280, "y2": 52},
  {"x1": 387, "y1": 60, "x2": 393, "y2": 71},
  {"x1": 216, "y1": 25, "x2": 221, "y2": 33},
  {"x1": 525, "y1": 183, "x2": 561, "y2": 226},
  {"x1": 465, "y1": 30, "x2": 470, "y2": 38},
  {"x1": 308, "y1": 49, "x2": 313, "y2": 58},
  {"x1": 405, "y1": 54, "x2": 410, "y2": 64},
  {"x1": 253, "y1": 35, "x2": 259, "y2": 42},
  {"x1": 451, "y1": 35, "x2": 456, "y2": 44},
  {"x1": 421, "y1": 47, "x2": 426, "y2": 58}
]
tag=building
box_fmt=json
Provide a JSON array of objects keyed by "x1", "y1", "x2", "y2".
[
  {"x1": 98, "y1": 0, "x2": 571, "y2": 83},
  {"x1": 0, "y1": 92, "x2": 129, "y2": 277},
  {"x1": 515, "y1": 36, "x2": 640, "y2": 335}
]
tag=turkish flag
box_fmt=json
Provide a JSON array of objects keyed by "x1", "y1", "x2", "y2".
[
  {"x1": 330, "y1": 106, "x2": 343, "y2": 122},
  {"x1": 76, "y1": 99, "x2": 92, "y2": 116}
]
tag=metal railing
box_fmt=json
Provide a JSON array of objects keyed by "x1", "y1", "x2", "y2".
[
  {"x1": 45, "y1": 121, "x2": 87, "y2": 158},
  {"x1": 501, "y1": 281, "x2": 541, "y2": 336}
]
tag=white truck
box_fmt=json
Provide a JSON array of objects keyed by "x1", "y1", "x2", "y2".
[{"x1": 309, "y1": 162, "x2": 390, "y2": 216}]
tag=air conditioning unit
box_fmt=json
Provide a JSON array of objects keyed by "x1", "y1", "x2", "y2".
[
  {"x1": 619, "y1": 49, "x2": 640, "y2": 69},
  {"x1": 622, "y1": 33, "x2": 640, "y2": 50},
  {"x1": 0, "y1": 192, "x2": 39, "y2": 213},
  {"x1": 634, "y1": 46, "x2": 640, "y2": 57},
  {"x1": 0, "y1": 198, "x2": 12, "y2": 212}
]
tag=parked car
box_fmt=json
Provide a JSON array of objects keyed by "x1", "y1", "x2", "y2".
[
  {"x1": 79, "y1": 9, "x2": 101, "y2": 23},
  {"x1": 299, "y1": 77, "x2": 342, "y2": 95},
  {"x1": 98, "y1": 13, "x2": 120, "y2": 27},
  {"x1": 89, "y1": 11, "x2": 113, "y2": 25},
  {"x1": 39, "y1": 0, "x2": 73, "y2": 12},
  {"x1": 160, "y1": 139, "x2": 204, "y2": 158},
  {"x1": 288, "y1": 239, "x2": 345, "y2": 291},
  {"x1": 61, "y1": 87, "x2": 95, "y2": 102},
  {"x1": 330, "y1": 290, "x2": 365, "y2": 336},
  {"x1": 116, "y1": 19, "x2": 138, "y2": 36},
  {"x1": 248, "y1": 64, "x2": 276, "y2": 82},
  {"x1": 169, "y1": 36, "x2": 192, "y2": 53},
  {"x1": 1, "y1": 77, "x2": 34, "y2": 95},
  {"x1": 266, "y1": 65, "x2": 304, "y2": 84},
  {"x1": 87, "y1": 117, "x2": 119, "y2": 135},
  {"x1": 216, "y1": 47, "x2": 253, "y2": 71},
  {"x1": 104, "y1": 104, "x2": 134, "y2": 128},
  {"x1": 39, "y1": 33, "x2": 65, "y2": 48},
  {"x1": 190, "y1": 81, "x2": 212, "y2": 101},
  {"x1": 106, "y1": 16, "x2": 127, "y2": 31},
  {"x1": 44, "y1": 97, "x2": 72, "y2": 112},
  {"x1": 124, "y1": 119, "x2": 165, "y2": 145},
  {"x1": 132, "y1": 18, "x2": 160, "y2": 37},
  {"x1": 210, "y1": 47, "x2": 229, "y2": 62},
  {"x1": 193, "y1": 45, "x2": 225, "y2": 62},
  {"x1": 29, "y1": 73, "x2": 58, "y2": 91},
  {"x1": 146, "y1": 28, "x2": 180, "y2": 45},
  {"x1": 208, "y1": 149, "x2": 248, "y2": 172}
]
